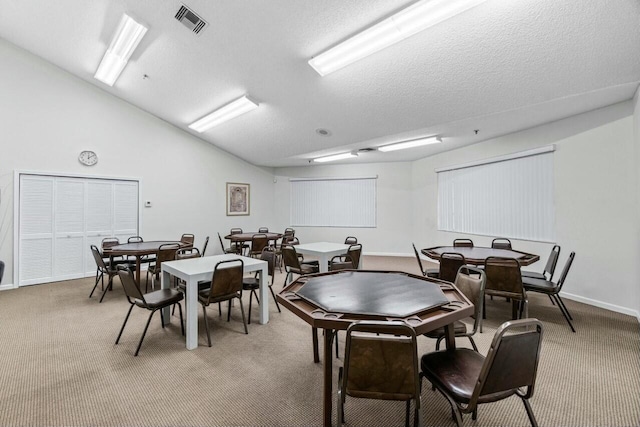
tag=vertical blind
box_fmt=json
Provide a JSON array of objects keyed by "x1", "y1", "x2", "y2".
[
  {"x1": 290, "y1": 177, "x2": 376, "y2": 227},
  {"x1": 437, "y1": 148, "x2": 555, "y2": 242}
]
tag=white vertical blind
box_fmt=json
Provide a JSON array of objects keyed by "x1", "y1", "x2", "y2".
[
  {"x1": 290, "y1": 177, "x2": 376, "y2": 227},
  {"x1": 437, "y1": 150, "x2": 555, "y2": 242}
]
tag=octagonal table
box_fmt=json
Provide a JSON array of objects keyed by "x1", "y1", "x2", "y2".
[
  {"x1": 421, "y1": 245, "x2": 539, "y2": 266},
  {"x1": 277, "y1": 270, "x2": 474, "y2": 427}
]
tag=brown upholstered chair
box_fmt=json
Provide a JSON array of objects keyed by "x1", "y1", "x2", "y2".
[
  {"x1": 453, "y1": 239, "x2": 474, "y2": 248},
  {"x1": 198, "y1": 259, "x2": 248, "y2": 346},
  {"x1": 258, "y1": 227, "x2": 269, "y2": 233},
  {"x1": 522, "y1": 245, "x2": 560, "y2": 281},
  {"x1": 127, "y1": 236, "x2": 143, "y2": 243},
  {"x1": 146, "y1": 243, "x2": 180, "y2": 292},
  {"x1": 282, "y1": 244, "x2": 319, "y2": 286},
  {"x1": 484, "y1": 257, "x2": 528, "y2": 323},
  {"x1": 438, "y1": 252, "x2": 466, "y2": 283},
  {"x1": 523, "y1": 252, "x2": 576, "y2": 332},
  {"x1": 115, "y1": 266, "x2": 184, "y2": 356},
  {"x1": 344, "y1": 236, "x2": 358, "y2": 244},
  {"x1": 424, "y1": 266, "x2": 485, "y2": 351},
  {"x1": 89, "y1": 245, "x2": 120, "y2": 303},
  {"x1": 126, "y1": 236, "x2": 156, "y2": 265},
  {"x1": 242, "y1": 247, "x2": 280, "y2": 324},
  {"x1": 249, "y1": 233, "x2": 269, "y2": 258},
  {"x1": 218, "y1": 232, "x2": 240, "y2": 255},
  {"x1": 491, "y1": 238, "x2": 512, "y2": 249},
  {"x1": 230, "y1": 228, "x2": 249, "y2": 255},
  {"x1": 412, "y1": 243, "x2": 439, "y2": 278},
  {"x1": 338, "y1": 321, "x2": 421, "y2": 427},
  {"x1": 200, "y1": 236, "x2": 210, "y2": 256},
  {"x1": 99, "y1": 237, "x2": 132, "y2": 279},
  {"x1": 330, "y1": 244, "x2": 362, "y2": 271},
  {"x1": 170, "y1": 248, "x2": 209, "y2": 316},
  {"x1": 180, "y1": 234, "x2": 195, "y2": 245},
  {"x1": 420, "y1": 319, "x2": 544, "y2": 427}
]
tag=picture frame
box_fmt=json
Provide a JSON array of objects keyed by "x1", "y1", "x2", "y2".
[{"x1": 226, "y1": 182, "x2": 250, "y2": 216}]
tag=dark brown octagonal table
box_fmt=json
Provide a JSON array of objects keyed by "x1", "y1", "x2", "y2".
[
  {"x1": 277, "y1": 270, "x2": 474, "y2": 427},
  {"x1": 421, "y1": 246, "x2": 539, "y2": 266}
]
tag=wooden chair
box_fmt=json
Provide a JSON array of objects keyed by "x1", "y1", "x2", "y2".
[
  {"x1": 89, "y1": 245, "x2": 119, "y2": 303},
  {"x1": 242, "y1": 247, "x2": 280, "y2": 324},
  {"x1": 491, "y1": 238, "x2": 512, "y2": 250},
  {"x1": 200, "y1": 236, "x2": 210, "y2": 256},
  {"x1": 230, "y1": 228, "x2": 249, "y2": 255},
  {"x1": 523, "y1": 252, "x2": 576, "y2": 332},
  {"x1": 344, "y1": 236, "x2": 358, "y2": 244},
  {"x1": 522, "y1": 245, "x2": 560, "y2": 281},
  {"x1": 420, "y1": 319, "x2": 544, "y2": 427},
  {"x1": 146, "y1": 243, "x2": 180, "y2": 292},
  {"x1": 180, "y1": 233, "x2": 195, "y2": 246},
  {"x1": 412, "y1": 243, "x2": 439, "y2": 278},
  {"x1": 483, "y1": 257, "x2": 528, "y2": 323},
  {"x1": 249, "y1": 233, "x2": 269, "y2": 258},
  {"x1": 453, "y1": 239, "x2": 474, "y2": 248},
  {"x1": 281, "y1": 244, "x2": 319, "y2": 286},
  {"x1": 258, "y1": 227, "x2": 269, "y2": 233},
  {"x1": 218, "y1": 232, "x2": 240, "y2": 254},
  {"x1": 115, "y1": 267, "x2": 184, "y2": 356},
  {"x1": 330, "y1": 244, "x2": 362, "y2": 271},
  {"x1": 338, "y1": 321, "x2": 421, "y2": 427},
  {"x1": 438, "y1": 252, "x2": 466, "y2": 283}
]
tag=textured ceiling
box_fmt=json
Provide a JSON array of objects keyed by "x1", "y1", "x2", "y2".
[{"x1": 1, "y1": 0, "x2": 639, "y2": 167}]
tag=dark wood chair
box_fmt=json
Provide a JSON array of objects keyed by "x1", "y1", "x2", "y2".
[
  {"x1": 146, "y1": 243, "x2": 180, "y2": 292},
  {"x1": 180, "y1": 233, "x2": 195, "y2": 246},
  {"x1": 258, "y1": 227, "x2": 269, "y2": 233},
  {"x1": 89, "y1": 245, "x2": 120, "y2": 303},
  {"x1": 127, "y1": 236, "x2": 143, "y2": 243},
  {"x1": 439, "y1": 252, "x2": 466, "y2": 283},
  {"x1": 522, "y1": 245, "x2": 560, "y2": 281},
  {"x1": 115, "y1": 266, "x2": 184, "y2": 356},
  {"x1": 338, "y1": 320, "x2": 421, "y2": 427},
  {"x1": 230, "y1": 228, "x2": 249, "y2": 255},
  {"x1": 249, "y1": 233, "x2": 269, "y2": 258},
  {"x1": 420, "y1": 319, "x2": 544, "y2": 427},
  {"x1": 99, "y1": 237, "x2": 132, "y2": 279},
  {"x1": 126, "y1": 236, "x2": 156, "y2": 265},
  {"x1": 281, "y1": 244, "x2": 319, "y2": 286},
  {"x1": 344, "y1": 236, "x2": 358, "y2": 244},
  {"x1": 424, "y1": 266, "x2": 485, "y2": 351},
  {"x1": 330, "y1": 244, "x2": 362, "y2": 271},
  {"x1": 453, "y1": 238, "x2": 474, "y2": 248},
  {"x1": 483, "y1": 257, "x2": 528, "y2": 325},
  {"x1": 491, "y1": 238, "x2": 512, "y2": 249},
  {"x1": 412, "y1": 243, "x2": 439, "y2": 278},
  {"x1": 523, "y1": 252, "x2": 576, "y2": 332},
  {"x1": 198, "y1": 259, "x2": 248, "y2": 346},
  {"x1": 200, "y1": 236, "x2": 210, "y2": 256},
  {"x1": 243, "y1": 247, "x2": 280, "y2": 324},
  {"x1": 218, "y1": 232, "x2": 240, "y2": 255}
]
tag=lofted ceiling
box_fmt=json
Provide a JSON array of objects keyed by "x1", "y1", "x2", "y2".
[{"x1": 1, "y1": 0, "x2": 639, "y2": 167}]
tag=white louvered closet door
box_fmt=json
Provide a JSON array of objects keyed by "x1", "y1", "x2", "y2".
[
  {"x1": 54, "y1": 179, "x2": 85, "y2": 279},
  {"x1": 85, "y1": 181, "x2": 114, "y2": 275}
]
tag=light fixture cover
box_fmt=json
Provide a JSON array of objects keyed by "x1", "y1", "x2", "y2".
[
  {"x1": 378, "y1": 136, "x2": 442, "y2": 152},
  {"x1": 308, "y1": 0, "x2": 487, "y2": 76},
  {"x1": 313, "y1": 152, "x2": 358, "y2": 163},
  {"x1": 94, "y1": 14, "x2": 148, "y2": 86},
  {"x1": 189, "y1": 96, "x2": 259, "y2": 133}
]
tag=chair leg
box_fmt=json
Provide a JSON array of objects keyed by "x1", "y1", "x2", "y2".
[
  {"x1": 134, "y1": 309, "x2": 157, "y2": 356},
  {"x1": 413, "y1": 398, "x2": 421, "y2": 427},
  {"x1": 548, "y1": 294, "x2": 556, "y2": 305},
  {"x1": 99, "y1": 276, "x2": 114, "y2": 303},
  {"x1": 176, "y1": 302, "x2": 185, "y2": 336},
  {"x1": 555, "y1": 294, "x2": 574, "y2": 320},
  {"x1": 89, "y1": 271, "x2": 103, "y2": 298},
  {"x1": 238, "y1": 297, "x2": 248, "y2": 334},
  {"x1": 227, "y1": 300, "x2": 232, "y2": 322},
  {"x1": 248, "y1": 290, "x2": 254, "y2": 325},
  {"x1": 115, "y1": 304, "x2": 135, "y2": 344},
  {"x1": 522, "y1": 397, "x2": 539, "y2": 427},
  {"x1": 405, "y1": 400, "x2": 410, "y2": 427},
  {"x1": 435, "y1": 335, "x2": 444, "y2": 351},
  {"x1": 553, "y1": 294, "x2": 576, "y2": 332},
  {"x1": 468, "y1": 336, "x2": 478, "y2": 352},
  {"x1": 269, "y1": 286, "x2": 282, "y2": 312},
  {"x1": 160, "y1": 308, "x2": 165, "y2": 328},
  {"x1": 335, "y1": 331, "x2": 339, "y2": 358},
  {"x1": 203, "y1": 305, "x2": 212, "y2": 347}
]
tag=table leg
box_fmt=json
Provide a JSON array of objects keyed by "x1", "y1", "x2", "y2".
[
  {"x1": 258, "y1": 263, "x2": 269, "y2": 325},
  {"x1": 312, "y1": 327, "x2": 320, "y2": 363},
  {"x1": 319, "y1": 254, "x2": 329, "y2": 273},
  {"x1": 444, "y1": 323, "x2": 457, "y2": 350},
  {"x1": 135, "y1": 256, "x2": 142, "y2": 288},
  {"x1": 323, "y1": 329, "x2": 335, "y2": 427},
  {"x1": 185, "y1": 276, "x2": 198, "y2": 350}
]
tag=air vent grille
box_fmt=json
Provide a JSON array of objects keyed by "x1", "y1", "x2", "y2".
[{"x1": 175, "y1": 5, "x2": 207, "y2": 35}]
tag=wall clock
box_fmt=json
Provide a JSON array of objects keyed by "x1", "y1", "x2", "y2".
[{"x1": 78, "y1": 150, "x2": 98, "y2": 166}]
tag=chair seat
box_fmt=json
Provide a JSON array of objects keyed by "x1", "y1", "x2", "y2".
[
  {"x1": 198, "y1": 290, "x2": 240, "y2": 304},
  {"x1": 243, "y1": 277, "x2": 260, "y2": 290},
  {"x1": 421, "y1": 349, "x2": 517, "y2": 404},
  {"x1": 522, "y1": 277, "x2": 558, "y2": 294},
  {"x1": 291, "y1": 264, "x2": 319, "y2": 275},
  {"x1": 135, "y1": 288, "x2": 183, "y2": 309},
  {"x1": 521, "y1": 270, "x2": 546, "y2": 280},
  {"x1": 177, "y1": 281, "x2": 210, "y2": 292},
  {"x1": 426, "y1": 268, "x2": 439, "y2": 278},
  {"x1": 423, "y1": 320, "x2": 467, "y2": 339}
]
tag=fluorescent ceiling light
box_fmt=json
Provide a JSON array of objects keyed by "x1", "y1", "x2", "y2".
[
  {"x1": 308, "y1": 0, "x2": 487, "y2": 76},
  {"x1": 378, "y1": 136, "x2": 442, "y2": 152},
  {"x1": 94, "y1": 14, "x2": 148, "y2": 86},
  {"x1": 313, "y1": 152, "x2": 358, "y2": 163},
  {"x1": 189, "y1": 96, "x2": 259, "y2": 133}
]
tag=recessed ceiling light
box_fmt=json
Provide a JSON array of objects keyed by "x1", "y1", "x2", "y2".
[
  {"x1": 313, "y1": 152, "x2": 358, "y2": 163},
  {"x1": 189, "y1": 96, "x2": 259, "y2": 133},
  {"x1": 378, "y1": 136, "x2": 442, "y2": 152},
  {"x1": 316, "y1": 128, "x2": 332, "y2": 137}
]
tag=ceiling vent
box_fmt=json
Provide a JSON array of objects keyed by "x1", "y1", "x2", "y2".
[{"x1": 175, "y1": 5, "x2": 207, "y2": 35}]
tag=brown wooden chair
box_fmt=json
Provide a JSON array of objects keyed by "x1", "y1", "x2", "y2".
[
  {"x1": 282, "y1": 244, "x2": 319, "y2": 286},
  {"x1": 128, "y1": 236, "x2": 143, "y2": 243},
  {"x1": 344, "y1": 236, "x2": 358, "y2": 244},
  {"x1": 338, "y1": 321, "x2": 421, "y2": 427},
  {"x1": 89, "y1": 244, "x2": 120, "y2": 303},
  {"x1": 453, "y1": 239, "x2": 474, "y2": 248},
  {"x1": 258, "y1": 227, "x2": 269, "y2": 233},
  {"x1": 420, "y1": 319, "x2": 544, "y2": 427},
  {"x1": 523, "y1": 252, "x2": 576, "y2": 332},
  {"x1": 230, "y1": 228, "x2": 249, "y2": 255},
  {"x1": 484, "y1": 257, "x2": 528, "y2": 324},
  {"x1": 522, "y1": 245, "x2": 560, "y2": 281},
  {"x1": 115, "y1": 266, "x2": 184, "y2": 356},
  {"x1": 412, "y1": 243, "x2": 439, "y2": 278},
  {"x1": 99, "y1": 237, "x2": 132, "y2": 279},
  {"x1": 146, "y1": 243, "x2": 180, "y2": 292},
  {"x1": 200, "y1": 236, "x2": 210, "y2": 256},
  {"x1": 243, "y1": 247, "x2": 280, "y2": 324},
  {"x1": 491, "y1": 238, "x2": 512, "y2": 250},
  {"x1": 198, "y1": 259, "x2": 248, "y2": 346},
  {"x1": 180, "y1": 233, "x2": 195, "y2": 246},
  {"x1": 330, "y1": 244, "x2": 362, "y2": 271},
  {"x1": 218, "y1": 232, "x2": 240, "y2": 255},
  {"x1": 249, "y1": 233, "x2": 269, "y2": 258},
  {"x1": 424, "y1": 266, "x2": 485, "y2": 351},
  {"x1": 439, "y1": 252, "x2": 466, "y2": 283}
]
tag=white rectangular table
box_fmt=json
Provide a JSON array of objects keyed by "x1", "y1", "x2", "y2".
[
  {"x1": 161, "y1": 254, "x2": 268, "y2": 350},
  {"x1": 294, "y1": 242, "x2": 351, "y2": 274}
]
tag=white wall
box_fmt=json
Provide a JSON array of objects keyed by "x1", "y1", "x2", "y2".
[
  {"x1": 0, "y1": 39, "x2": 276, "y2": 286},
  {"x1": 633, "y1": 86, "x2": 640, "y2": 320}
]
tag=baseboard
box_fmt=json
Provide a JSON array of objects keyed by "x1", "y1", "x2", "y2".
[
  {"x1": 0, "y1": 283, "x2": 16, "y2": 291},
  {"x1": 365, "y1": 252, "x2": 414, "y2": 257},
  {"x1": 561, "y1": 291, "x2": 640, "y2": 320}
]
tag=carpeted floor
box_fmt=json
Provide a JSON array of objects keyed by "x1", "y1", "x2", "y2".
[{"x1": 0, "y1": 255, "x2": 638, "y2": 427}]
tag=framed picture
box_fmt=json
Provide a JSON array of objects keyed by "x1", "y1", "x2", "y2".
[{"x1": 226, "y1": 182, "x2": 250, "y2": 216}]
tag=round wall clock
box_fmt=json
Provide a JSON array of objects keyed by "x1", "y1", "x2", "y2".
[{"x1": 78, "y1": 150, "x2": 98, "y2": 166}]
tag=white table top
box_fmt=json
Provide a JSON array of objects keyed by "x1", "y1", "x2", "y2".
[
  {"x1": 163, "y1": 254, "x2": 265, "y2": 279},
  {"x1": 294, "y1": 242, "x2": 350, "y2": 254}
]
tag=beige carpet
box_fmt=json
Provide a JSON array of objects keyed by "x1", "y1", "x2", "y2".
[{"x1": 0, "y1": 255, "x2": 638, "y2": 427}]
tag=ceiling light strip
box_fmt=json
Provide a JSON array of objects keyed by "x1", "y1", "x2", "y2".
[
  {"x1": 313, "y1": 152, "x2": 358, "y2": 163},
  {"x1": 308, "y1": 0, "x2": 487, "y2": 76},
  {"x1": 378, "y1": 136, "x2": 442, "y2": 152},
  {"x1": 189, "y1": 96, "x2": 259, "y2": 133}
]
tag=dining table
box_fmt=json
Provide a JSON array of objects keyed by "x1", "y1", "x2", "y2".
[
  {"x1": 277, "y1": 269, "x2": 473, "y2": 427},
  {"x1": 421, "y1": 245, "x2": 539, "y2": 266},
  {"x1": 293, "y1": 242, "x2": 351, "y2": 274}
]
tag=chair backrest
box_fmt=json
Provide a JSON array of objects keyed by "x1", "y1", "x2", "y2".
[
  {"x1": 283, "y1": 228, "x2": 295, "y2": 237},
  {"x1": 281, "y1": 245, "x2": 302, "y2": 271},
  {"x1": 218, "y1": 233, "x2": 227, "y2": 252},
  {"x1": 101, "y1": 237, "x2": 120, "y2": 250},
  {"x1": 260, "y1": 247, "x2": 276, "y2": 282},
  {"x1": 250, "y1": 233, "x2": 269, "y2": 255},
  {"x1": 412, "y1": 243, "x2": 426, "y2": 276},
  {"x1": 117, "y1": 266, "x2": 146, "y2": 304},
  {"x1": 201, "y1": 236, "x2": 210, "y2": 256},
  {"x1": 258, "y1": 227, "x2": 269, "y2": 233},
  {"x1": 206, "y1": 259, "x2": 244, "y2": 302},
  {"x1": 230, "y1": 228, "x2": 243, "y2": 235},
  {"x1": 453, "y1": 238, "x2": 474, "y2": 248},
  {"x1": 543, "y1": 245, "x2": 561, "y2": 280},
  {"x1": 128, "y1": 236, "x2": 143, "y2": 243},
  {"x1": 491, "y1": 238, "x2": 512, "y2": 250},
  {"x1": 484, "y1": 256, "x2": 525, "y2": 300},
  {"x1": 176, "y1": 247, "x2": 201, "y2": 261},
  {"x1": 156, "y1": 243, "x2": 181, "y2": 266},
  {"x1": 346, "y1": 244, "x2": 362, "y2": 269},
  {"x1": 554, "y1": 251, "x2": 575, "y2": 292},
  {"x1": 439, "y1": 252, "x2": 466, "y2": 282},
  {"x1": 343, "y1": 321, "x2": 420, "y2": 401},
  {"x1": 90, "y1": 245, "x2": 108, "y2": 270},
  {"x1": 471, "y1": 319, "x2": 543, "y2": 405},
  {"x1": 455, "y1": 266, "x2": 486, "y2": 332},
  {"x1": 181, "y1": 234, "x2": 195, "y2": 245},
  {"x1": 344, "y1": 236, "x2": 358, "y2": 245}
]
